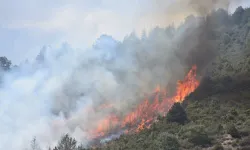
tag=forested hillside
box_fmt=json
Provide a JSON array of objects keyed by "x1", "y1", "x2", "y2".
[
  {"x1": 96, "y1": 6, "x2": 250, "y2": 150},
  {"x1": 89, "y1": 7, "x2": 250, "y2": 150}
]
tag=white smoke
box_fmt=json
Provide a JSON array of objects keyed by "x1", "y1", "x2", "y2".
[{"x1": 0, "y1": 28, "x2": 188, "y2": 149}]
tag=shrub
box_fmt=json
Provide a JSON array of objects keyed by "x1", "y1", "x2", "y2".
[
  {"x1": 226, "y1": 114, "x2": 235, "y2": 121},
  {"x1": 226, "y1": 124, "x2": 241, "y2": 138},
  {"x1": 230, "y1": 109, "x2": 238, "y2": 116},
  {"x1": 245, "y1": 109, "x2": 250, "y2": 115},
  {"x1": 223, "y1": 34, "x2": 231, "y2": 45},
  {"x1": 239, "y1": 137, "x2": 250, "y2": 146},
  {"x1": 180, "y1": 125, "x2": 212, "y2": 147},
  {"x1": 217, "y1": 124, "x2": 224, "y2": 133},
  {"x1": 241, "y1": 146, "x2": 250, "y2": 150},
  {"x1": 166, "y1": 103, "x2": 188, "y2": 124},
  {"x1": 188, "y1": 130, "x2": 212, "y2": 147},
  {"x1": 152, "y1": 133, "x2": 180, "y2": 150},
  {"x1": 239, "y1": 128, "x2": 250, "y2": 137},
  {"x1": 212, "y1": 144, "x2": 224, "y2": 150}
]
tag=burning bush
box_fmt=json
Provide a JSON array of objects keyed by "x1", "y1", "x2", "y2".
[{"x1": 85, "y1": 65, "x2": 199, "y2": 141}]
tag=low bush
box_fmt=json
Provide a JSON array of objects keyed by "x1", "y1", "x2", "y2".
[
  {"x1": 226, "y1": 124, "x2": 241, "y2": 138},
  {"x1": 212, "y1": 143, "x2": 224, "y2": 150},
  {"x1": 166, "y1": 103, "x2": 188, "y2": 125},
  {"x1": 151, "y1": 132, "x2": 180, "y2": 150},
  {"x1": 188, "y1": 131, "x2": 212, "y2": 147}
]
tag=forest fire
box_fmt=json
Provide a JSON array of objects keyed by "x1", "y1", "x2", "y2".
[{"x1": 88, "y1": 65, "x2": 199, "y2": 141}]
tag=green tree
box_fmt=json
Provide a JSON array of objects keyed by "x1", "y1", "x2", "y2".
[
  {"x1": 242, "y1": 8, "x2": 250, "y2": 25},
  {"x1": 166, "y1": 103, "x2": 188, "y2": 124},
  {"x1": 213, "y1": 8, "x2": 230, "y2": 26},
  {"x1": 36, "y1": 46, "x2": 47, "y2": 63},
  {"x1": 232, "y1": 6, "x2": 245, "y2": 24},
  {"x1": 53, "y1": 134, "x2": 77, "y2": 150}
]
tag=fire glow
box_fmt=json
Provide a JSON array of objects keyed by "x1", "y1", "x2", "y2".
[{"x1": 88, "y1": 65, "x2": 199, "y2": 141}]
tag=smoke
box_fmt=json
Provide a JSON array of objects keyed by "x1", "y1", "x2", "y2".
[
  {"x1": 188, "y1": 0, "x2": 230, "y2": 15},
  {"x1": 0, "y1": 0, "x2": 242, "y2": 149}
]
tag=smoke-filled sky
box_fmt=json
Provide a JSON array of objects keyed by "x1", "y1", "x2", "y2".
[{"x1": 0, "y1": 0, "x2": 249, "y2": 63}]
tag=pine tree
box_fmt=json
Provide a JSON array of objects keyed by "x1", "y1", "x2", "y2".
[
  {"x1": 53, "y1": 134, "x2": 77, "y2": 150},
  {"x1": 30, "y1": 137, "x2": 41, "y2": 150}
]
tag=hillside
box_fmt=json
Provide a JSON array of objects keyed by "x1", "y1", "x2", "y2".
[
  {"x1": 1, "y1": 6, "x2": 250, "y2": 150},
  {"x1": 95, "y1": 7, "x2": 250, "y2": 150},
  {"x1": 94, "y1": 7, "x2": 250, "y2": 150}
]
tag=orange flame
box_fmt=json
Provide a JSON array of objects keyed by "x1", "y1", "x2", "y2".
[
  {"x1": 174, "y1": 65, "x2": 199, "y2": 102},
  {"x1": 88, "y1": 65, "x2": 199, "y2": 140}
]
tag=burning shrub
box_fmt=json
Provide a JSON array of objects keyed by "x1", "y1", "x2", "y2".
[{"x1": 166, "y1": 103, "x2": 188, "y2": 125}]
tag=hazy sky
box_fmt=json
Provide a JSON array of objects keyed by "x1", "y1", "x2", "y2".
[{"x1": 0, "y1": 0, "x2": 250, "y2": 64}]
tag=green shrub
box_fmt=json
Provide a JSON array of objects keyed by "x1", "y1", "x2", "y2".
[
  {"x1": 230, "y1": 109, "x2": 238, "y2": 116},
  {"x1": 182, "y1": 126, "x2": 213, "y2": 147},
  {"x1": 239, "y1": 128, "x2": 250, "y2": 137},
  {"x1": 226, "y1": 114, "x2": 235, "y2": 121},
  {"x1": 152, "y1": 133, "x2": 180, "y2": 150},
  {"x1": 239, "y1": 137, "x2": 250, "y2": 146},
  {"x1": 212, "y1": 143, "x2": 224, "y2": 150},
  {"x1": 179, "y1": 140, "x2": 193, "y2": 149},
  {"x1": 217, "y1": 124, "x2": 224, "y2": 133},
  {"x1": 188, "y1": 131, "x2": 212, "y2": 147},
  {"x1": 245, "y1": 109, "x2": 250, "y2": 115},
  {"x1": 53, "y1": 134, "x2": 77, "y2": 150},
  {"x1": 226, "y1": 124, "x2": 241, "y2": 138},
  {"x1": 224, "y1": 34, "x2": 231, "y2": 44},
  {"x1": 241, "y1": 146, "x2": 250, "y2": 150}
]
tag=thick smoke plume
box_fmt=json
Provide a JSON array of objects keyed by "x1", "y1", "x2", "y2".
[{"x1": 0, "y1": 0, "x2": 239, "y2": 149}]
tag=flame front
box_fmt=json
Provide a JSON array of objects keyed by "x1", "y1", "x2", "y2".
[{"x1": 88, "y1": 65, "x2": 199, "y2": 140}]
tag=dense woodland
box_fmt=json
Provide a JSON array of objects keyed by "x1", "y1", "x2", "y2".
[{"x1": 1, "y1": 6, "x2": 250, "y2": 150}]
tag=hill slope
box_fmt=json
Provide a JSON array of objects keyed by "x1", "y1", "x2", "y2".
[
  {"x1": 93, "y1": 7, "x2": 250, "y2": 150},
  {"x1": 27, "y1": 6, "x2": 250, "y2": 150}
]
